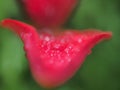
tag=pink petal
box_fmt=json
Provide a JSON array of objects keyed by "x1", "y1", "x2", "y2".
[{"x1": 1, "y1": 19, "x2": 112, "y2": 88}]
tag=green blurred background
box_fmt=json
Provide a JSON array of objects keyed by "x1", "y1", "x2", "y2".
[{"x1": 0, "y1": 0, "x2": 120, "y2": 90}]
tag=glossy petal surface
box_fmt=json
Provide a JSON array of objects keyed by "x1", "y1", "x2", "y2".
[
  {"x1": 1, "y1": 19, "x2": 112, "y2": 88},
  {"x1": 22, "y1": 0, "x2": 77, "y2": 28}
]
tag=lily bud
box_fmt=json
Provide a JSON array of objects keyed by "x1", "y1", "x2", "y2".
[{"x1": 22, "y1": 0, "x2": 77, "y2": 28}]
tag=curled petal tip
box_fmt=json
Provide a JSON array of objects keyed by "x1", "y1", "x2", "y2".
[
  {"x1": 1, "y1": 19, "x2": 36, "y2": 34},
  {"x1": 1, "y1": 19, "x2": 40, "y2": 45}
]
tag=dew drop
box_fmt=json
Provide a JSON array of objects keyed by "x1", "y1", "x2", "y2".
[
  {"x1": 44, "y1": 36, "x2": 50, "y2": 41},
  {"x1": 78, "y1": 38, "x2": 82, "y2": 43}
]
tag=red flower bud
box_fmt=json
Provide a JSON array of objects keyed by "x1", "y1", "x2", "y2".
[
  {"x1": 22, "y1": 0, "x2": 77, "y2": 28},
  {"x1": 1, "y1": 19, "x2": 112, "y2": 88}
]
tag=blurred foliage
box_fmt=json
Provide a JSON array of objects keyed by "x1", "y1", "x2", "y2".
[{"x1": 0, "y1": 0, "x2": 120, "y2": 90}]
